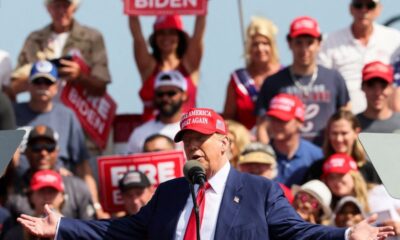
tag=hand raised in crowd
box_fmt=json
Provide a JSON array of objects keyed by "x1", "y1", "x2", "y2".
[
  {"x1": 59, "y1": 59, "x2": 82, "y2": 82},
  {"x1": 17, "y1": 204, "x2": 60, "y2": 238},
  {"x1": 349, "y1": 214, "x2": 395, "y2": 240}
]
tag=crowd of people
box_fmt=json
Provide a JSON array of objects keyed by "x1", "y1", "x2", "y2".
[{"x1": 1, "y1": 0, "x2": 400, "y2": 239}]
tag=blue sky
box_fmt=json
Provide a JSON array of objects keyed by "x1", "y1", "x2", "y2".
[{"x1": 1, "y1": 0, "x2": 399, "y2": 114}]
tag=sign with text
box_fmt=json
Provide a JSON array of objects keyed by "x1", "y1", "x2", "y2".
[
  {"x1": 97, "y1": 150, "x2": 185, "y2": 212},
  {"x1": 124, "y1": 0, "x2": 207, "y2": 15},
  {"x1": 61, "y1": 83, "x2": 117, "y2": 150}
]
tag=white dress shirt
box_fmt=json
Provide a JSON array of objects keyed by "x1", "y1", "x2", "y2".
[{"x1": 174, "y1": 161, "x2": 230, "y2": 240}]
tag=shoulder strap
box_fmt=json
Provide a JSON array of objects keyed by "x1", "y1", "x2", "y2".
[{"x1": 233, "y1": 69, "x2": 258, "y2": 102}]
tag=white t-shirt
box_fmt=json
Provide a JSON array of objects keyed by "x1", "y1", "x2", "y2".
[
  {"x1": 125, "y1": 119, "x2": 181, "y2": 154},
  {"x1": 318, "y1": 23, "x2": 400, "y2": 114},
  {"x1": 0, "y1": 50, "x2": 12, "y2": 88},
  {"x1": 49, "y1": 32, "x2": 70, "y2": 58}
]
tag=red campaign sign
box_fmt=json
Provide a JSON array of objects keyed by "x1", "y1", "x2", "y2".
[
  {"x1": 61, "y1": 83, "x2": 117, "y2": 150},
  {"x1": 124, "y1": 0, "x2": 207, "y2": 16},
  {"x1": 97, "y1": 150, "x2": 185, "y2": 213}
]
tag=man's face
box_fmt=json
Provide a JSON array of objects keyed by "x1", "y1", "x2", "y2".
[
  {"x1": 182, "y1": 131, "x2": 229, "y2": 179},
  {"x1": 362, "y1": 79, "x2": 392, "y2": 112},
  {"x1": 25, "y1": 138, "x2": 59, "y2": 171},
  {"x1": 47, "y1": 0, "x2": 76, "y2": 31},
  {"x1": 268, "y1": 117, "x2": 301, "y2": 141},
  {"x1": 143, "y1": 137, "x2": 174, "y2": 152},
  {"x1": 289, "y1": 35, "x2": 320, "y2": 68},
  {"x1": 29, "y1": 78, "x2": 58, "y2": 103},
  {"x1": 30, "y1": 187, "x2": 64, "y2": 215},
  {"x1": 154, "y1": 86, "x2": 187, "y2": 117},
  {"x1": 350, "y1": 0, "x2": 381, "y2": 26},
  {"x1": 121, "y1": 187, "x2": 154, "y2": 215}
]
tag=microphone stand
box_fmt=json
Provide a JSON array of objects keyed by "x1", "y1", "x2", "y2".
[{"x1": 189, "y1": 182, "x2": 201, "y2": 240}]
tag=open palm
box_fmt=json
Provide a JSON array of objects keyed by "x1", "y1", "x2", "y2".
[
  {"x1": 17, "y1": 204, "x2": 60, "y2": 238},
  {"x1": 350, "y1": 214, "x2": 395, "y2": 240}
]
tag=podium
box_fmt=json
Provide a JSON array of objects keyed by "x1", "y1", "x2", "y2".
[{"x1": 358, "y1": 133, "x2": 400, "y2": 199}]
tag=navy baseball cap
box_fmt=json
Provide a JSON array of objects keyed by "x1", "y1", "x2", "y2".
[{"x1": 29, "y1": 60, "x2": 58, "y2": 83}]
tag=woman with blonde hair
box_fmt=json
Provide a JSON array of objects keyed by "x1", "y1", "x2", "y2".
[
  {"x1": 305, "y1": 110, "x2": 381, "y2": 185},
  {"x1": 225, "y1": 120, "x2": 251, "y2": 168},
  {"x1": 321, "y1": 153, "x2": 370, "y2": 213},
  {"x1": 223, "y1": 16, "x2": 281, "y2": 130}
]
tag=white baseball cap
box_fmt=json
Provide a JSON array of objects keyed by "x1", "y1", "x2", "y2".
[{"x1": 154, "y1": 70, "x2": 187, "y2": 91}]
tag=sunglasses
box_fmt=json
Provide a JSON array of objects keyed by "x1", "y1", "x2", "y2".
[
  {"x1": 295, "y1": 192, "x2": 320, "y2": 210},
  {"x1": 352, "y1": 1, "x2": 377, "y2": 10},
  {"x1": 32, "y1": 77, "x2": 55, "y2": 86},
  {"x1": 155, "y1": 90, "x2": 179, "y2": 98},
  {"x1": 29, "y1": 143, "x2": 57, "y2": 153}
]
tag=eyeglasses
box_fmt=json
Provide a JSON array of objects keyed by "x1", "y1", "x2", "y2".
[
  {"x1": 29, "y1": 143, "x2": 57, "y2": 153},
  {"x1": 32, "y1": 78, "x2": 55, "y2": 86},
  {"x1": 352, "y1": 1, "x2": 377, "y2": 10},
  {"x1": 155, "y1": 90, "x2": 179, "y2": 98},
  {"x1": 295, "y1": 192, "x2": 320, "y2": 210}
]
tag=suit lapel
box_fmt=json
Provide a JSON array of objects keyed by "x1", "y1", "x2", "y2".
[
  {"x1": 162, "y1": 179, "x2": 191, "y2": 239},
  {"x1": 214, "y1": 168, "x2": 243, "y2": 239}
]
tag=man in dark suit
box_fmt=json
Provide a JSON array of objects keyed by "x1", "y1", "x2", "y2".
[{"x1": 18, "y1": 108, "x2": 394, "y2": 239}]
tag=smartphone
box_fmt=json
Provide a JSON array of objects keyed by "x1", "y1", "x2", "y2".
[{"x1": 49, "y1": 56, "x2": 73, "y2": 68}]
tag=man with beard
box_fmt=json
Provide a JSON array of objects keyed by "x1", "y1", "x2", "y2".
[{"x1": 125, "y1": 70, "x2": 187, "y2": 153}]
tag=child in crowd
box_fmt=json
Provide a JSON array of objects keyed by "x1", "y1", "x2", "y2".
[
  {"x1": 292, "y1": 180, "x2": 332, "y2": 225},
  {"x1": 4, "y1": 170, "x2": 64, "y2": 240},
  {"x1": 333, "y1": 196, "x2": 366, "y2": 228}
]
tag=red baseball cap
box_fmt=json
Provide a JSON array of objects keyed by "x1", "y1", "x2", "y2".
[
  {"x1": 289, "y1": 16, "x2": 321, "y2": 38},
  {"x1": 153, "y1": 15, "x2": 185, "y2": 32},
  {"x1": 362, "y1": 61, "x2": 394, "y2": 84},
  {"x1": 267, "y1": 93, "x2": 305, "y2": 122},
  {"x1": 174, "y1": 108, "x2": 227, "y2": 142},
  {"x1": 30, "y1": 170, "x2": 64, "y2": 192},
  {"x1": 322, "y1": 153, "x2": 358, "y2": 176}
]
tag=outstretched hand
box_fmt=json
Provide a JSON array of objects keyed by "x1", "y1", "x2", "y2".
[
  {"x1": 349, "y1": 214, "x2": 395, "y2": 240},
  {"x1": 17, "y1": 204, "x2": 61, "y2": 238}
]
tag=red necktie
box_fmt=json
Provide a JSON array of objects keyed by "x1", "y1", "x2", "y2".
[{"x1": 183, "y1": 182, "x2": 211, "y2": 240}]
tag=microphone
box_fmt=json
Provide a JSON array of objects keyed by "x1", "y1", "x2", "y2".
[
  {"x1": 183, "y1": 160, "x2": 206, "y2": 186},
  {"x1": 183, "y1": 160, "x2": 206, "y2": 240}
]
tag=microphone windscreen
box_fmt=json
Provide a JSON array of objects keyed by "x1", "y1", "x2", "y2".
[{"x1": 183, "y1": 160, "x2": 205, "y2": 181}]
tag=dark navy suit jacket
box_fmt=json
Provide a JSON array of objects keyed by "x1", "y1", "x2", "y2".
[{"x1": 57, "y1": 168, "x2": 346, "y2": 239}]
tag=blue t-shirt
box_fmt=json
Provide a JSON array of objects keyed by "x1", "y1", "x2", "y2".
[
  {"x1": 255, "y1": 65, "x2": 350, "y2": 145},
  {"x1": 274, "y1": 138, "x2": 323, "y2": 187},
  {"x1": 14, "y1": 102, "x2": 90, "y2": 170}
]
